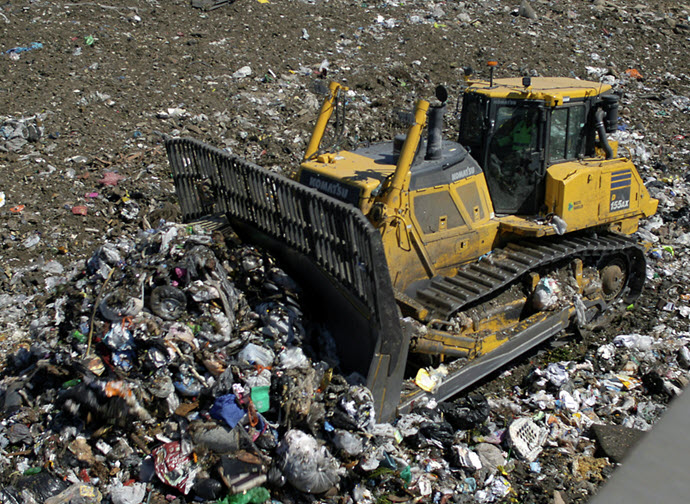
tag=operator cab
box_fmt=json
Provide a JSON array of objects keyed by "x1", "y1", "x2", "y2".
[{"x1": 458, "y1": 76, "x2": 619, "y2": 216}]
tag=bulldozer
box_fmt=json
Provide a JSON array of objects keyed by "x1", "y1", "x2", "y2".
[{"x1": 166, "y1": 67, "x2": 657, "y2": 421}]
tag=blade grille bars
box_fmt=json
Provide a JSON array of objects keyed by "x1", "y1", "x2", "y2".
[{"x1": 165, "y1": 137, "x2": 382, "y2": 309}]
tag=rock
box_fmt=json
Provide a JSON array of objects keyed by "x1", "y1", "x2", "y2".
[
  {"x1": 553, "y1": 490, "x2": 567, "y2": 504},
  {"x1": 233, "y1": 66, "x2": 252, "y2": 79},
  {"x1": 518, "y1": 0, "x2": 538, "y2": 20},
  {"x1": 591, "y1": 424, "x2": 646, "y2": 462},
  {"x1": 475, "y1": 443, "x2": 506, "y2": 473}
]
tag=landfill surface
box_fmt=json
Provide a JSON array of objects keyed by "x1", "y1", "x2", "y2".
[{"x1": 1, "y1": 0, "x2": 689, "y2": 503}]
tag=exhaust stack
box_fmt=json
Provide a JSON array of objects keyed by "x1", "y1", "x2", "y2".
[{"x1": 425, "y1": 103, "x2": 445, "y2": 160}]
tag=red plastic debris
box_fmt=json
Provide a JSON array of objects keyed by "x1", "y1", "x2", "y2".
[
  {"x1": 152, "y1": 441, "x2": 198, "y2": 494},
  {"x1": 72, "y1": 205, "x2": 88, "y2": 216},
  {"x1": 79, "y1": 468, "x2": 91, "y2": 482},
  {"x1": 98, "y1": 172, "x2": 125, "y2": 186},
  {"x1": 10, "y1": 205, "x2": 25, "y2": 213}
]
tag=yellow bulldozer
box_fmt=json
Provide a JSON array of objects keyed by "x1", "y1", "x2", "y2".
[{"x1": 166, "y1": 68, "x2": 657, "y2": 421}]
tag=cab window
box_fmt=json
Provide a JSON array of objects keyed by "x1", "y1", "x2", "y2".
[
  {"x1": 459, "y1": 94, "x2": 485, "y2": 155},
  {"x1": 549, "y1": 105, "x2": 586, "y2": 162}
]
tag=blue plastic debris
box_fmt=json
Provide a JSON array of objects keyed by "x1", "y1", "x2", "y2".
[
  {"x1": 174, "y1": 373, "x2": 202, "y2": 397},
  {"x1": 210, "y1": 394, "x2": 246, "y2": 428},
  {"x1": 6, "y1": 42, "x2": 43, "y2": 54}
]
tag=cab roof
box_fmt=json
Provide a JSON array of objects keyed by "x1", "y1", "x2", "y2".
[{"x1": 466, "y1": 77, "x2": 612, "y2": 105}]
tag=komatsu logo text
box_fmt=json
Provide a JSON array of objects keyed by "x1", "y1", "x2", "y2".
[
  {"x1": 308, "y1": 177, "x2": 350, "y2": 199},
  {"x1": 300, "y1": 172, "x2": 360, "y2": 206},
  {"x1": 451, "y1": 166, "x2": 477, "y2": 182}
]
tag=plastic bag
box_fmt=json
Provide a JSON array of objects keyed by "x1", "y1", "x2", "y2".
[
  {"x1": 532, "y1": 277, "x2": 560, "y2": 310},
  {"x1": 277, "y1": 346, "x2": 309, "y2": 369},
  {"x1": 419, "y1": 421, "x2": 455, "y2": 446},
  {"x1": 329, "y1": 385, "x2": 376, "y2": 432},
  {"x1": 439, "y1": 393, "x2": 490, "y2": 430},
  {"x1": 109, "y1": 483, "x2": 146, "y2": 504},
  {"x1": 545, "y1": 363, "x2": 569, "y2": 388},
  {"x1": 0, "y1": 472, "x2": 70, "y2": 504},
  {"x1": 613, "y1": 334, "x2": 654, "y2": 351},
  {"x1": 220, "y1": 487, "x2": 270, "y2": 504},
  {"x1": 44, "y1": 484, "x2": 103, "y2": 504},
  {"x1": 210, "y1": 394, "x2": 246, "y2": 428},
  {"x1": 331, "y1": 429, "x2": 364, "y2": 457},
  {"x1": 238, "y1": 343, "x2": 275, "y2": 368},
  {"x1": 276, "y1": 430, "x2": 340, "y2": 494},
  {"x1": 192, "y1": 478, "x2": 225, "y2": 501},
  {"x1": 453, "y1": 444, "x2": 482, "y2": 471}
]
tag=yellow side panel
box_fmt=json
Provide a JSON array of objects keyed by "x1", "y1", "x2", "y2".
[
  {"x1": 381, "y1": 174, "x2": 500, "y2": 292},
  {"x1": 545, "y1": 158, "x2": 658, "y2": 233},
  {"x1": 299, "y1": 151, "x2": 394, "y2": 196},
  {"x1": 298, "y1": 151, "x2": 395, "y2": 213}
]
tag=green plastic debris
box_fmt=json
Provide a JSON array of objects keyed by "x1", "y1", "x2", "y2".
[
  {"x1": 400, "y1": 465, "x2": 411, "y2": 487},
  {"x1": 626, "y1": 303, "x2": 635, "y2": 311},
  {"x1": 23, "y1": 467, "x2": 42, "y2": 475},
  {"x1": 71, "y1": 330, "x2": 86, "y2": 343},
  {"x1": 217, "y1": 487, "x2": 270, "y2": 504},
  {"x1": 85, "y1": 35, "x2": 95, "y2": 46},
  {"x1": 662, "y1": 245, "x2": 675, "y2": 257},
  {"x1": 251, "y1": 386, "x2": 270, "y2": 413},
  {"x1": 62, "y1": 378, "x2": 82, "y2": 388}
]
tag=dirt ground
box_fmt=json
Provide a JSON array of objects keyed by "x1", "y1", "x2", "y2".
[{"x1": 1, "y1": 0, "x2": 689, "y2": 502}]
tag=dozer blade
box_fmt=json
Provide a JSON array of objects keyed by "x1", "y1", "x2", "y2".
[
  {"x1": 165, "y1": 137, "x2": 409, "y2": 422},
  {"x1": 399, "y1": 306, "x2": 576, "y2": 413}
]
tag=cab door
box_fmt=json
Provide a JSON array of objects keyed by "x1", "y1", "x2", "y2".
[{"x1": 484, "y1": 102, "x2": 545, "y2": 215}]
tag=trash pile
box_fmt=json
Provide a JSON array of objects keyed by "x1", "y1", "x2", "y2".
[{"x1": 0, "y1": 215, "x2": 689, "y2": 503}]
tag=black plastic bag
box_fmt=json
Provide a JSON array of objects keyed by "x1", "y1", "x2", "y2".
[
  {"x1": 0, "y1": 472, "x2": 70, "y2": 504},
  {"x1": 439, "y1": 393, "x2": 490, "y2": 430}
]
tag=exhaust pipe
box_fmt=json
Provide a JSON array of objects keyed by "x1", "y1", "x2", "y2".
[
  {"x1": 595, "y1": 108, "x2": 614, "y2": 160},
  {"x1": 425, "y1": 103, "x2": 445, "y2": 160}
]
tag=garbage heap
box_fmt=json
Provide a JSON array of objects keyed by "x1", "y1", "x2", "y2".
[{"x1": 1, "y1": 218, "x2": 689, "y2": 504}]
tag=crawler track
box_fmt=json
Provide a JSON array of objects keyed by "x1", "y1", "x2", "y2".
[{"x1": 411, "y1": 232, "x2": 647, "y2": 321}]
